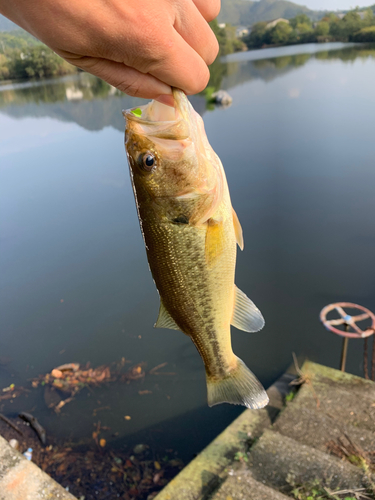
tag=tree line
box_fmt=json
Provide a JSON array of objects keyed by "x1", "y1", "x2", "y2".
[
  {"x1": 245, "y1": 9, "x2": 375, "y2": 50},
  {"x1": 0, "y1": 31, "x2": 77, "y2": 80},
  {"x1": 1, "y1": 9, "x2": 375, "y2": 83}
]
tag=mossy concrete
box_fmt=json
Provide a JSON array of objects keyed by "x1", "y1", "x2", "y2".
[
  {"x1": 154, "y1": 408, "x2": 272, "y2": 500},
  {"x1": 291, "y1": 368, "x2": 375, "y2": 433},
  {"x1": 211, "y1": 463, "x2": 290, "y2": 500},
  {"x1": 0, "y1": 435, "x2": 76, "y2": 500},
  {"x1": 274, "y1": 398, "x2": 375, "y2": 454},
  {"x1": 155, "y1": 361, "x2": 375, "y2": 500},
  {"x1": 154, "y1": 370, "x2": 295, "y2": 500},
  {"x1": 249, "y1": 429, "x2": 365, "y2": 490}
]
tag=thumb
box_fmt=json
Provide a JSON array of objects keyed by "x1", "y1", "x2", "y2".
[{"x1": 66, "y1": 56, "x2": 173, "y2": 101}]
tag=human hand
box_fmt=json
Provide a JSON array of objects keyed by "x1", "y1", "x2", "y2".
[{"x1": 0, "y1": 0, "x2": 220, "y2": 104}]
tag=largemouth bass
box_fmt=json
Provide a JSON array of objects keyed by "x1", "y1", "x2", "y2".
[{"x1": 123, "y1": 89, "x2": 268, "y2": 410}]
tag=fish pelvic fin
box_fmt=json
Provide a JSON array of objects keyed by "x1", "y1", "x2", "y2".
[
  {"x1": 206, "y1": 356, "x2": 268, "y2": 410},
  {"x1": 155, "y1": 300, "x2": 180, "y2": 330},
  {"x1": 231, "y1": 285, "x2": 265, "y2": 333}
]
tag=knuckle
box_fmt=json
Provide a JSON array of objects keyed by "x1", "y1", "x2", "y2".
[
  {"x1": 127, "y1": 35, "x2": 165, "y2": 73},
  {"x1": 118, "y1": 77, "x2": 143, "y2": 97},
  {"x1": 66, "y1": 56, "x2": 100, "y2": 71}
]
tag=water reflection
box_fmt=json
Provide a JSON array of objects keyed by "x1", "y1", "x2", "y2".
[
  {"x1": 1, "y1": 43, "x2": 375, "y2": 132},
  {"x1": 221, "y1": 44, "x2": 375, "y2": 89},
  {"x1": 2, "y1": 41, "x2": 375, "y2": 460}
]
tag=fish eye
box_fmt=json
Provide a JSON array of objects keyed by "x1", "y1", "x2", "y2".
[{"x1": 141, "y1": 152, "x2": 156, "y2": 172}]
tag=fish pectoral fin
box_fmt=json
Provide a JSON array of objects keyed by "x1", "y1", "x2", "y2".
[
  {"x1": 232, "y1": 208, "x2": 244, "y2": 250},
  {"x1": 205, "y1": 218, "x2": 225, "y2": 268},
  {"x1": 154, "y1": 300, "x2": 180, "y2": 330},
  {"x1": 231, "y1": 285, "x2": 265, "y2": 332}
]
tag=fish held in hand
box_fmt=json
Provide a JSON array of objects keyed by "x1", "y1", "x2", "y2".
[{"x1": 123, "y1": 89, "x2": 268, "y2": 410}]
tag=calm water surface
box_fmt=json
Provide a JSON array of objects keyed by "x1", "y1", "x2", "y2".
[{"x1": 1, "y1": 43, "x2": 375, "y2": 460}]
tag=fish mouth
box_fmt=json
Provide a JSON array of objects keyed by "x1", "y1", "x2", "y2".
[{"x1": 123, "y1": 89, "x2": 190, "y2": 140}]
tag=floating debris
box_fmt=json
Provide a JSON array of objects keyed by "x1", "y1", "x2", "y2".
[
  {"x1": 31, "y1": 359, "x2": 149, "y2": 412},
  {"x1": 32, "y1": 363, "x2": 113, "y2": 395},
  {"x1": 19, "y1": 412, "x2": 46, "y2": 445},
  {"x1": 0, "y1": 384, "x2": 29, "y2": 402},
  {"x1": 23, "y1": 447, "x2": 33, "y2": 460},
  {"x1": 134, "y1": 444, "x2": 148, "y2": 454},
  {"x1": 9, "y1": 438, "x2": 19, "y2": 450},
  {"x1": 211, "y1": 90, "x2": 233, "y2": 107},
  {"x1": 3, "y1": 358, "x2": 171, "y2": 414},
  {"x1": 0, "y1": 413, "x2": 23, "y2": 435},
  {"x1": 0, "y1": 413, "x2": 184, "y2": 500},
  {"x1": 121, "y1": 363, "x2": 146, "y2": 382}
]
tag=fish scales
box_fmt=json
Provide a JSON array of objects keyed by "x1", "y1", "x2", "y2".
[
  {"x1": 141, "y1": 196, "x2": 237, "y2": 378},
  {"x1": 123, "y1": 89, "x2": 268, "y2": 410}
]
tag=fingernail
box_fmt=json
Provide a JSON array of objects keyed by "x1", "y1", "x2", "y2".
[{"x1": 155, "y1": 94, "x2": 175, "y2": 107}]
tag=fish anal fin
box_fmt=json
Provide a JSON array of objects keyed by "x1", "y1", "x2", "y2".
[
  {"x1": 205, "y1": 218, "x2": 225, "y2": 268},
  {"x1": 231, "y1": 285, "x2": 265, "y2": 332},
  {"x1": 232, "y1": 208, "x2": 244, "y2": 250},
  {"x1": 206, "y1": 356, "x2": 268, "y2": 409},
  {"x1": 155, "y1": 301, "x2": 180, "y2": 330}
]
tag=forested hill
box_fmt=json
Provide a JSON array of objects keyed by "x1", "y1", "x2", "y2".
[
  {"x1": 217, "y1": 0, "x2": 324, "y2": 26},
  {"x1": 1, "y1": 2, "x2": 323, "y2": 33}
]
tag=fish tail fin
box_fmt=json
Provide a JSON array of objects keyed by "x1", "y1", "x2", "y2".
[{"x1": 206, "y1": 356, "x2": 268, "y2": 410}]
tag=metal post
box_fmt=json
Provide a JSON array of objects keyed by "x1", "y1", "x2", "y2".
[
  {"x1": 340, "y1": 336, "x2": 349, "y2": 372},
  {"x1": 364, "y1": 337, "x2": 369, "y2": 380}
]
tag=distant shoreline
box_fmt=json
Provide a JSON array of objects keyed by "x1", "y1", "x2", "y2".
[{"x1": 222, "y1": 41, "x2": 362, "y2": 63}]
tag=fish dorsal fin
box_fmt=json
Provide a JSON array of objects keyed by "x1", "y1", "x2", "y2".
[
  {"x1": 205, "y1": 218, "x2": 225, "y2": 268},
  {"x1": 155, "y1": 300, "x2": 180, "y2": 330},
  {"x1": 232, "y1": 208, "x2": 244, "y2": 250},
  {"x1": 231, "y1": 285, "x2": 265, "y2": 332}
]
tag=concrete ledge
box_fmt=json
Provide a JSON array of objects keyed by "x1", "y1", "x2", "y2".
[
  {"x1": 302, "y1": 361, "x2": 375, "y2": 398},
  {"x1": 154, "y1": 362, "x2": 375, "y2": 500},
  {"x1": 249, "y1": 429, "x2": 365, "y2": 490},
  {"x1": 211, "y1": 464, "x2": 290, "y2": 500},
  {"x1": 154, "y1": 408, "x2": 271, "y2": 500},
  {"x1": 0, "y1": 436, "x2": 76, "y2": 500}
]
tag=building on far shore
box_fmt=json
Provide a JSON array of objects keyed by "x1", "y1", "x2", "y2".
[
  {"x1": 236, "y1": 26, "x2": 249, "y2": 37},
  {"x1": 265, "y1": 18, "x2": 290, "y2": 30}
]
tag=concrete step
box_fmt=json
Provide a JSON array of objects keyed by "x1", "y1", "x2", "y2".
[
  {"x1": 247, "y1": 429, "x2": 367, "y2": 491},
  {"x1": 303, "y1": 361, "x2": 375, "y2": 399},
  {"x1": 0, "y1": 436, "x2": 76, "y2": 500},
  {"x1": 211, "y1": 463, "x2": 290, "y2": 500},
  {"x1": 274, "y1": 399, "x2": 375, "y2": 455},
  {"x1": 154, "y1": 363, "x2": 375, "y2": 500},
  {"x1": 293, "y1": 363, "x2": 375, "y2": 434},
  {"x1": 154, "y1": 408, "x2": 272, "y2": 500}
]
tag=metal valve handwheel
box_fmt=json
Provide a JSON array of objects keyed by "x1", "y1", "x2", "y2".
[
  {"x1": 320, "y1": 302, "x2": 375, "y2": 379},
  {"x1": 320, "y1": 302, "x2": 375, "y2": 339}
]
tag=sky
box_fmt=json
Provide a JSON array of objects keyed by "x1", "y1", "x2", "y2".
[{"x1": 298, "y1": 0, "x2": 374, "y2": 10}]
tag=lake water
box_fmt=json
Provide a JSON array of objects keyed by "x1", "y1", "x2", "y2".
[{"x1": 1, "y1": 43, "x2": 375, "y2": 461}]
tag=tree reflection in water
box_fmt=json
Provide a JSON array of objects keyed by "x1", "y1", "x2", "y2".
[{"x1": 1, "y1": 43, "x2": 375, "y2": 130}]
